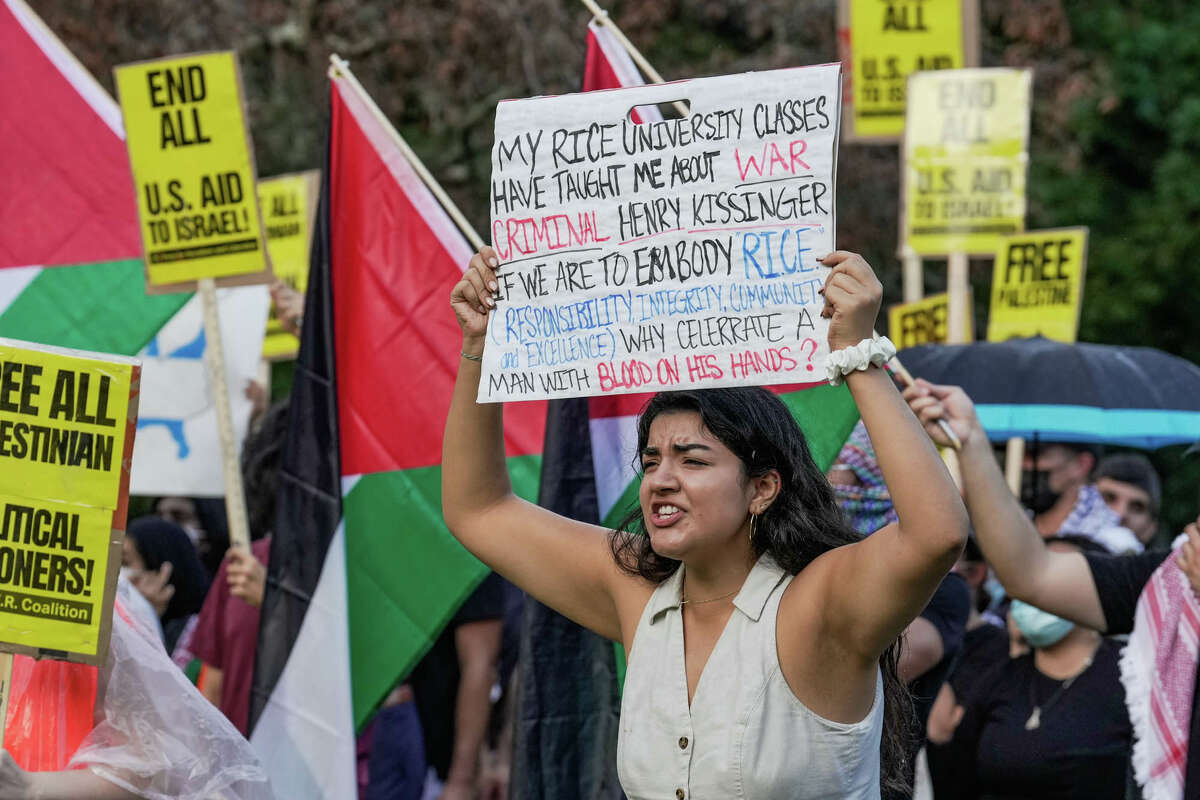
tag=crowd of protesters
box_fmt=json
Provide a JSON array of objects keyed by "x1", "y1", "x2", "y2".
[{"x1": 3, "y1": 262, "x2": 1199, "y2": 800}]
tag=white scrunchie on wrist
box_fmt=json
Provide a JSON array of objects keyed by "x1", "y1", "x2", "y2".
[{"x1": 824, "y1": 336, "x2": 897, "y2": 386}]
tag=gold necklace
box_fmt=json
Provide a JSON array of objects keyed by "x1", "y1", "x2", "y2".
[
  {"x1": 1025, "y1": 648, "x2": 1098, "y2": 731},
  {"x1": 681, "y1": 588, "x2": 739, "y2": 605}
]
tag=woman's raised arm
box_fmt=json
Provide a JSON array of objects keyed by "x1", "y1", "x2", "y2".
[
  {"x1": 799, "y1": 252, "x2": 970, "y2": 663},
  {"x1": 441, "y1": 247, "x2": 643, "y2": 644}
]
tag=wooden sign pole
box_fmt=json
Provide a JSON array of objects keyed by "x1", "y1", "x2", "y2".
[
  {"x1": 199, "y1": 278, "x2": 251, "y2": 550},
  {"x1": 1005, "y1": 436, "x2": 1025, "y2": 497},
  {"x1": 903, "y1": 250, "x2": 924, "y2": 304}
]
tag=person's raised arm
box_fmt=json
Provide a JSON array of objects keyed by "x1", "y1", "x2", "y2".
[
  {"x1": 0, "y1": 752, "x2": 141, "y2": 800},
  {"x1": 440, "y1": 619, "x2": 503, "y2": 800},
  {"x1": 441, "y1": 247, "x2": 642, "y2": 644},
  {"x1": 813, "y1": 252, "x2": 970, "y2": 660},
  {"x1": 904, "y1": 380, "x2": 1106, "y2": 631}
]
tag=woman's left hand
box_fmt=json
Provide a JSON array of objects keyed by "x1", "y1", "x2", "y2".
[{"x1": 819, "y1": 251, "x2": 883, "y2": 352}]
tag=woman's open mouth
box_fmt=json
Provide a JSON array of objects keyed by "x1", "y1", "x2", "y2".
[{"x1": 650, "y1": 503, "x2": 683, "y2": 527}]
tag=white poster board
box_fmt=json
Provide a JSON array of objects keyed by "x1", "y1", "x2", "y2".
[
  {"x1": 480, "y1": 64, "x2": 842, "y2": 402},
  {"x1": 130, "y1": 285, "x2": 268, "y2": 496}
]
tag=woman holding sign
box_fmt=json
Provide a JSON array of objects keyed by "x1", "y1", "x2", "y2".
[{"x1": 443, "y1": 247, "x2": 969, "y2": 798}]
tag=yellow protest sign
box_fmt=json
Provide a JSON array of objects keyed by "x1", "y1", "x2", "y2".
[
  {"x1": 0, "y1": 339, "x2": 139, "y2": 663},
  {"x1": 988, "y1": 227, "x2": 1088, "y2": 342},
  {"x1": 903, "y1": 68, "x2": 1031, "y2": 256},
  {"x1": 115, "y1": 51, "x2": 272, "y2": 293},
  {"x1": 840, "y1": 0, "x2": 978, "y2": 141},
  {"x1": 259, "y1": 171, "x2": 319, "y2": 361},
  {"x1": 888, "y1": 289, "x2": 974, "y2": 349}
]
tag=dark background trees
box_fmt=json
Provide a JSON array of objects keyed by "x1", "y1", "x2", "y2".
[{"x1": 42, "y1": 0, "x2": 1200, "y2": 536}]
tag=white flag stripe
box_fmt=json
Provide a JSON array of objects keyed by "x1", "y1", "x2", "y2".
[{"x1": 250, "y1": 524, "x2": 356, "y2": 799}]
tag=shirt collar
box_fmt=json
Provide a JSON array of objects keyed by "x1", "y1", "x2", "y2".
[{"x1": 647, "y1": 555, "x2": 787, "y2": 624}]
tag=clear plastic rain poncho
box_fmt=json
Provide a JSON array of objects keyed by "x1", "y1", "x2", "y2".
[{"x1": 64, "y1": 578, "x2": 275, "y2": 799}]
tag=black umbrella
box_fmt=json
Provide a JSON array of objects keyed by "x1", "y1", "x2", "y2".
[{"x1": 897, "y1": 336, "x2": 1200, "y2": 448}]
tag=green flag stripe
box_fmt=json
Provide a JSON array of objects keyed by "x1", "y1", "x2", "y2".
[
  {"x1": 778, "y1": 383, "x2": 859, "y2": 473},
  {"x1": 344, "y1": 454, "x2": 540, "y2": 729},
  {"x1": 0, "y1": 259, "x2": 188, "y2": 354}
]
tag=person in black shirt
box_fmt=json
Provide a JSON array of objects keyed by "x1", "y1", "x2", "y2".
[
  {"x1": 926, "y1": 537, "x2": 1012, "y2": 797},
  {"x1": 943, "y1": 536, "x2": 1132, "y2": 799},
  {"x1": 906, "y1": 380, "x2": 1200, "y2": 800}
]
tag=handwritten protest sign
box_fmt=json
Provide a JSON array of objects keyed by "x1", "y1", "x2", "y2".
[
  {"x1": 839, "y1": 0, "x2": 977, "y2": 141},
  {"x1": 0, "y1": 339, "x2": 139, "y2": 664},
  {"x1": 480, "y1": 65, "x2": 841, "y2": 402},
  {"x1": 115, "y1": 52, "x2": 272, "y2": 293},
  {"x1": 903, "y1": 68, "x2": 1031, "y2": 256},
  {"x1": 888, "y1": 289, "x2": 974, "y2": 349},
  {"x1": 259, "y1": 171, "x2": 319, "y2": 360},
  {"x1": 988, "y1": 227, "x2": 1087, "y2": 343}
]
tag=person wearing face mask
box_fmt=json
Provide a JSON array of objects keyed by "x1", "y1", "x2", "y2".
[
  {"x1": 939, "y1": 535, "x2": 1132, "y2": 799},
  {"x1": 1021, "y1": 441, "x2": 1143, "y2": 554},
  {"x1": 153, "y1": 496, "x2": 230, "y2": 580},
  {"x1": 906, "y1": 380, "x2": 1200, "y2": 800}
]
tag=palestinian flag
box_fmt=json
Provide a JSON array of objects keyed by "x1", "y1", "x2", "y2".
[
  {"x1": 1, "y1": 0, "x2": 269, "y2": 498},
  {"x1": 511, "y1": 22, "x2": 862, "y2": 800},
  {"x1": 0, "y1": 0, "x2": 186, "y2": 351},
  {"x1": 248, "y1": 68, "x2": 546, "y2": 797}
]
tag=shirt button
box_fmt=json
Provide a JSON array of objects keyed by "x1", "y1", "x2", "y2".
[
  {"x1": 678, "y1": 736, "x2": 689, "y2": 749},
  {"x1": 676, "y1": 790, "x2": 685, "y2": 800}
]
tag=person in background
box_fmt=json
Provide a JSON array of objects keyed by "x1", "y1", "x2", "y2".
[
  {"x1": 1021, "y1": 440, "x2": 1142, "y2": 554},
  {"x1": 413, "y1": 574, "x2": 504, "y2": 800},
  {"x1": 154, "y1": 496, "x2": 230, "y2": 579},
  {"x1": 121, "y1": 516, "x2": 210, "y2": 657},
  {"x1": 1094, "y1": 453, "x2": 1162, "y2": 546},
  {"x1": 189, "y1": 401, "x2": 286, "y2": 736},
  {"x1": 366, "y1": 574, "x2": 505, "y2": 800},
  {"x1": 925, "y1": 537, "x2": 1011, "y2": 796},
  {"x1": 830, "y1": 421, "x2": 970, "y2": 799},
  {"x1": 906, "y1": 379, "x2": 1200, "y2": 800},
  {"x1": 940, "y1": 536, "x2": 1132, "y2": 799}
]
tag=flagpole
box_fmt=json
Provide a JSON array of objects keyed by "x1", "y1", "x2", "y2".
[
  {"x1": 327, "y1": 54, "x2": 486, "y2": 251},
  {"x1": 581, "y1": 4, "x2": 960, "y2": 450},
  {"x1": 580, "y1": 0, "x2": 690, "y2": 118}
]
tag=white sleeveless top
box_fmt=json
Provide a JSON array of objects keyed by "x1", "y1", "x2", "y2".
[{"x1": 617, "y1": 555, "x2": 883, "y2": 800}]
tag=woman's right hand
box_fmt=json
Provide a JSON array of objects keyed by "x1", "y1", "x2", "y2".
[{"x1": 451, "y1": 246, "x2": 501, "y2": 345}]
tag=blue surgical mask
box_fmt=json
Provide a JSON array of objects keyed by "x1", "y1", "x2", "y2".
[
  {"x1": 983, "y1": 575, "x2": 1006, "y2": 611},
  {"x1": 1010, "y1": 599, "x2": 1075, "y2": 648}
]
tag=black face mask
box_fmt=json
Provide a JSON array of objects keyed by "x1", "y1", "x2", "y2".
[{"x1": 1021, "y1": 468, "x2": 1062, "y2": 514}]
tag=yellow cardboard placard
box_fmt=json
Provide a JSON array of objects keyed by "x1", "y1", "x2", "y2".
[
  {"x1": 259, "y1": 171, "x2": 319, "y2": 361},
  {"x1": 987, "y1": 227, "x2": 1088, "y2": 342},
  {"x1": 0, "y1": 339, "x2": 139, "y2": 662},
  {"x1": 115, "y1": 52, "x2": 272, "y2": 293},
  {"x1": 841, "y1": 0, "x2": 976, "y2": 141},
  {"x1": 903, "y1": 68, "x2": 1031, "y2": 256},
  {"x1": 888, "y1": 289, "x2": 974, "y2": 349}
]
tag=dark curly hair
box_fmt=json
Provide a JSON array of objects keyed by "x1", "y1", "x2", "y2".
[
  {"x1": 240, "y1": 399, "x2": 290, "y2": 540},
  {"x1": 609, "y1": 387, "x2": 914, "y2": 796}
]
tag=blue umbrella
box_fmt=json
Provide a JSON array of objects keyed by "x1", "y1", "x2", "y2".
[{"x1": 897, "y1": 336, "x2": 1200, "y2": 448}]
